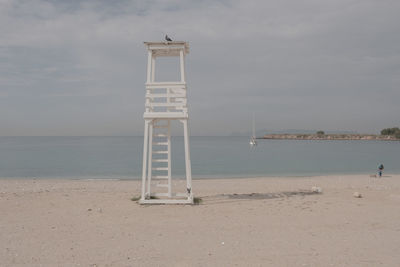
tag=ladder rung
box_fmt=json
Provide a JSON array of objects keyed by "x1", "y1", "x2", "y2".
[
  {"x1": 156, "y1": 184, "x2": 169, "y2": 188},
  {"x1": 153, "y1": 175, "x2": 168, "y2": 179},
  {"x1": 152, "y1": 167, "x2": 169, "y2": 171},
  {"x1": 153, "y1": 159, "x2": 168, "y2": 162},
  {"x1": 153, "y1": 142, "x2": 168, "y2": 146},
  {"x1": 153, "y1": 151, "x2": 168, "y2": 154},
  {"x1": 146, "y1": 93, "x2": 185, "y2": 98},
  {"x1": 153, "y1": 134, "x2": 168, "y2": 137},
  {"x1": 171, "y1": 99, "x2": 186, "y2": 103},
  {"x1": 147, "y1": 103, "x2": 185, "y2": 107}
]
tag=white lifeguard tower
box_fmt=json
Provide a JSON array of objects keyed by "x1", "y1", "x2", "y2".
[{"x1": 139, "y1": 41, "x2": 193, "y2": 204}]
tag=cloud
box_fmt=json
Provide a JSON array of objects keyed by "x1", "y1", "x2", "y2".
[{"x1": 0, "y1": 0, "x2": 399, "y2": 135}]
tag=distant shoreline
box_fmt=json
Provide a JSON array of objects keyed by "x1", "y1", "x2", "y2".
[{"x1": 261, "y1": 134, "x2": 400, "y2": 141}]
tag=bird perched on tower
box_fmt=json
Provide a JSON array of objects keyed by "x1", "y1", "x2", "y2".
[{"x1": 165, "y1": 35, "x2": 172, "y2": 42}]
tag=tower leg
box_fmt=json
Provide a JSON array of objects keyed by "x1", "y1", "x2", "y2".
[
  {"x1": 167, "y1": 119, "x2": 172, "y2": 197},
  {"x1": 183, "y1": 119, "x2": 193, "y2": 200},
  {"x1": 147, "y1": 121, "x2": 154, "y2": 197},
  {"x1": 141, "y1": 120, "x2": 149, "y2": 200}
]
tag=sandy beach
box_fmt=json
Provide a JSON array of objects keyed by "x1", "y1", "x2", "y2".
[{"x1": 1, "y1": 174, "x2": 400, "y2": 266}]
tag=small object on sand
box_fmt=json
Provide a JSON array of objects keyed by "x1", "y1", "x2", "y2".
[
  {"x1": 311, "y1": 186, "x2": 322, "y2": 193},
  {"x1": 353, "y1": 192, "x2": 362, "y2": 198}
]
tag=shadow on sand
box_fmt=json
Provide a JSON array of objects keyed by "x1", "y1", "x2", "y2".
[
  {"x1": 201, "y1": 190, "x2": 321, "y2": 205},
  {"x1": 228, "y1": 191, "x2": 320, "y2": 199}
]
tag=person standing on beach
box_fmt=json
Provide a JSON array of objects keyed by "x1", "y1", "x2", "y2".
[{"x1": 378, "y1": 164, "x2": 384, "y2": 177}]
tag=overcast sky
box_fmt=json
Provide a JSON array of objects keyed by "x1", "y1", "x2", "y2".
[{"x1": 1, "y1": 0, "x2": 399, "y2": 136}]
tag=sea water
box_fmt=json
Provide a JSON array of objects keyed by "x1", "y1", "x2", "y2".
[{"x1": 0, "y1": 136, "x2": 399, "y2": 179}]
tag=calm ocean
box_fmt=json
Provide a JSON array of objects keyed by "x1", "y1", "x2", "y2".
[{"x1": 0, "y1": 136, "x2": 399, "y2": 179}]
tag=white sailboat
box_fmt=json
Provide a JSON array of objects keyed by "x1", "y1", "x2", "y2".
[{"x1": 250, "y1": 114, "x2": 257, "y2": 146}]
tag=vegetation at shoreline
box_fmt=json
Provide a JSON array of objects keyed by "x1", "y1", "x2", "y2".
[
  {"x1": 381, "y1": 127, "x2": 400, "y2": 139},
  {"x1": 262, "y1": 128, "x2": 400, "y2": 141}
]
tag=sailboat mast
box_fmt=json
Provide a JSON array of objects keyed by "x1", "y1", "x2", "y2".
[
  {"x1": 252, "y1": 113, "x2": 256, "y2": 138},
  {"x1": 249, "y1": 113, "x2": 257, "y2": 146}
]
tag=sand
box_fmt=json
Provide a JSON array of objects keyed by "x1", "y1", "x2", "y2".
[{"x1": 1, "y1": 174, "x2": 400, "y2": 266}]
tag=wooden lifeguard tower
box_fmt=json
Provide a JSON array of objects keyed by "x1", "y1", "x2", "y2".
[{"x1": 139, "y1": 41, "x2": 193, "y2": 204}]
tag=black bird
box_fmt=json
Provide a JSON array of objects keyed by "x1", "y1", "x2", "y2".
[{"x1": 165, "y1": 35, "x2": 172, "y2": 42}]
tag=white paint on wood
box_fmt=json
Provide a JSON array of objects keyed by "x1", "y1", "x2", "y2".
[
  {"x1": 146, "y1": 123, "x2": 153, "y2": 196},
  {"x1": 141, "y1": 120, "x2": 149, "y2": 200},
  {"x1": 151, "y1": 56, "x2": 155, "y2": 82},
  {"x1": 183, "y1": 119, "x2": 193, "y2": 199},
  {"x1": 140, "y1": 41, "x2": 193, "y2": 204},
  {"x1": 167, "y1": 119, "x2": 172, "y2": 197},
  {"x1": 146, "y1": 51, "x2": 152, "y2": 84},
  {"x1": 180, "y1": 50, "x2": 185, "y2": 83}
]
